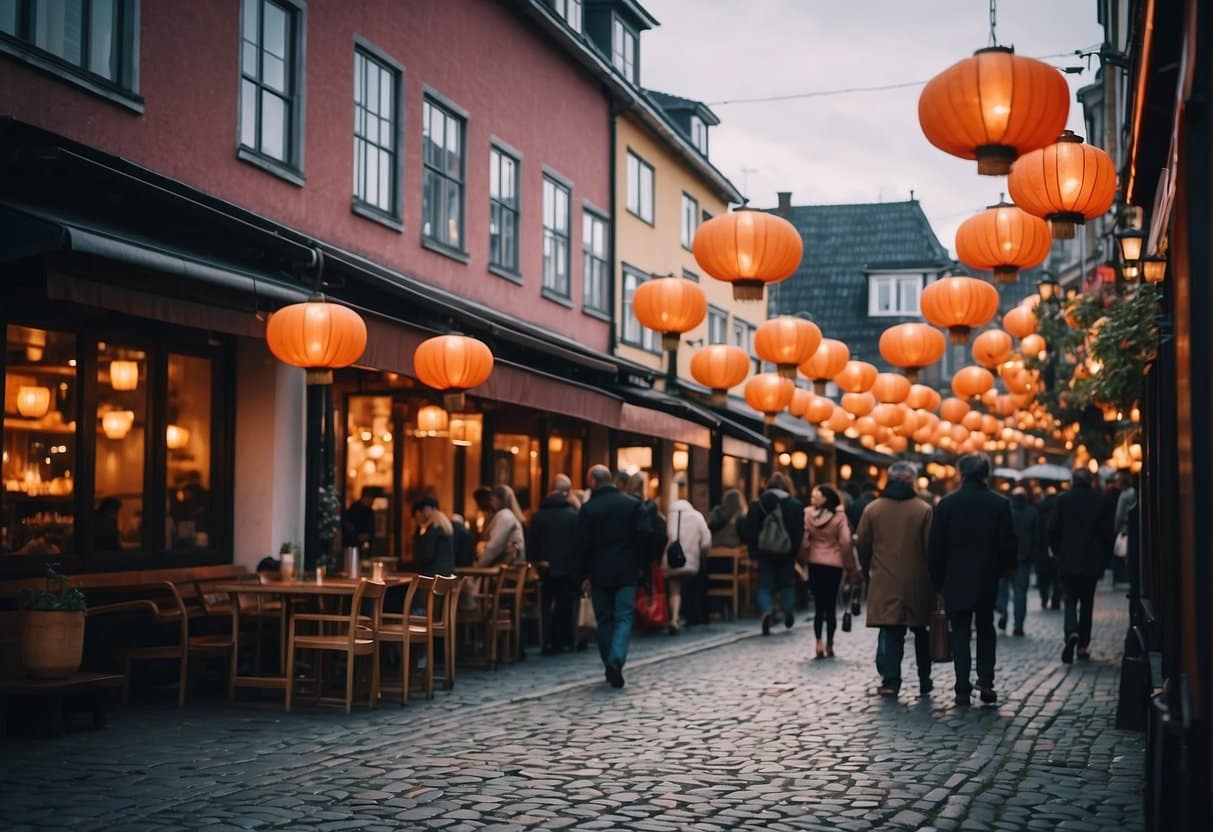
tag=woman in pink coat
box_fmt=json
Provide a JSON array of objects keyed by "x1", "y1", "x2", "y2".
[{"x1": 802, "y1": 485, "x2": 861, "y2": 659}]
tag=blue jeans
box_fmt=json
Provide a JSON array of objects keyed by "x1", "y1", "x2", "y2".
[
  {"x1": 756, "y1": 558, "x2": 796, "y2": 618},
  {"x1": 876, "y1": 626, "x2": 931, "y2": 692},
  {"x1": 995, "y1": 561, "x2": 1031, "y2": 630},
  {"x1": 591, "y1": 584, "x2": 636, "y2": 669}
]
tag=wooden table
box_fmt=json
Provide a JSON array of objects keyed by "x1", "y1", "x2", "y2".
[
  {"x1": 0, "y1": 673, "x2": 124, "y2": 737},
  {"x1": 214, "y1": 576, "x2": 413, "y2": 700}
]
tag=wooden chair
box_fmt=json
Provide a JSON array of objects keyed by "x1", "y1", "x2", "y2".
[
  {"x1": 706, "y1": 546, "x2": 751, "y2": 620},
  {"x1": 420, "y1": 575, "x2": 463, "y2": 692},
  {"x1": 284, "y1": 578, "x2": 386, "y2": 714},
  {"x1": 462, "y1": 565, "x2": 525, "y2": 668},
  {"x1": 518, "y1": 562, "x2": 546, "y2": 655},
  {"x1": 377, "y1": 575, "x2": 435, "y2": 705}
]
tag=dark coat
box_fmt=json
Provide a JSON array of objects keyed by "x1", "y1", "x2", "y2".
[
  {"x1": 1010, "y1": 501, "x2": 1045, "y2": 563},
  {"x1": 528, "y1": 493, "x2": 580, "y2": 577},
  {"x1": 708, "y1": 506, "x2": 744, "y2": 548},
  {"x1": 846, "y1": 492, "x2": 877, "y2": 531},
  {"x1": 928, "y1": 481, "x2": 1017, "y2": 611},
  {"x1": 576, "y1": 486, "x2": 652, "y2": 589},
  {"x1": 451, "y1": 519, "x2": 475, "y2": 568},
  {"x1": 413, "y1": 525, "x2": 454, "y2": 577},
  {"x1": 740, "y1": 489, "x2": 804, "y2": 562},
  {"x1": 1048, "y1": 484, "x2": 1114, "y2": 578}
]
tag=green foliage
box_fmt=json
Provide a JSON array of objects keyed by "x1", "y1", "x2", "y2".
[
  {"x1": 317, "y1": 486, "x2": 342, "y2": 544},
  {"x1": 18, "y1": 564, "x2": 85, "y2": 612}
]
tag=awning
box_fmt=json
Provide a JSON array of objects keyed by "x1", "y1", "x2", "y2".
[
  {"x1": 834, "y1": 440, "x2": 896, "y2": 467},
  {"x1": 718, "y1": 396, "x2": 818, "y2": 443},
  {"x1": 723, "y1": 435, "x2": 768, "y2": 463}
]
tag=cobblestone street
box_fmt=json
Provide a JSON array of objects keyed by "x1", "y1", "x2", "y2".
[{"x1": 2, "y1": 585, "x2": 1144, "y2": 831}]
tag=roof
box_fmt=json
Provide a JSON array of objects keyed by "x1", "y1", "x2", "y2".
[
  {"x1": 767, "y1": 199, "x2": 952, "y2": 366},
  {"x1": 645, "y1": 90, "x2": 721, "y2": 126}
]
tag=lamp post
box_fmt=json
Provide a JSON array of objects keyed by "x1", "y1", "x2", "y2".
[{"x1": 1117, "y1": 228, "x2": 1146, "y2": 283}]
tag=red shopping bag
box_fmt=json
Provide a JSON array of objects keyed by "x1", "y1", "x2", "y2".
[{"x1": 635, "y1": 564, "x2": 669, "y2": 630}]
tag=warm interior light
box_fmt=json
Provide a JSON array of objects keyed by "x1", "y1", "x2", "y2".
[
  {"x1": 1117, "y1": 228, "x2": 1146, "y2": 266},
  {"x1": 778, "y1": 452, "x2": 792, "y2": 467},
  {"x1": 449, "y1": 416, "x2": 482, "y2": 447},
  {"x1": 416, "y1": 405, "x2": 449, "y2": 436},
  {"x1": 1142, "y1": 255, "x2": 1167, "y2": 283},
  {"x1": 548, "y1": 436, "x2": 565, "y2": 454},
  {"x1": 165, "y1": 424, "x2": 191, "y2": 449},
  {"x1": 916, "y1": 477, "x2": 929, "y2": 491},
  {"x1": 109, "y1": 360, "x2": 139, "y2": 391},
  {"x1": 672, "y1": 449, "x2": 690, "y2": 471},
  {"x1": 839, "y1": 464, "x2": 853, "y2": 480},
  {"x1": 101, "y1": 409, "x2": 135, "y2": 440},
  {"x1": 16, "y1": 386, "x2": 51, "y2": 418},
  {"x1": 367, "y1": 443, "x2": 386, "y2": 459},
  {"x1": 791, "y1": 451, "x2": 809, "y2": 470}
]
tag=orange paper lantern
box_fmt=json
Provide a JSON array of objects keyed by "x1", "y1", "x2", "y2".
[
  {"x1": 872, "y1": 403, "x2": 906, "y2": 428},
  {"x1": 824, "y1": 406, "x2": 853, "y2": 433},
  {"x1": 744, "y1": 373, "x2": 795, "y2": 424},
  {"x1": 920, "y1": 276, "x2": 1000, "y2": 344},
  {"x1": 413, "y1": 334, "x2": 495, "y2": 411},
  {"x1": 855, "y1": 416, "x2": 880, "y2": 437},
  {"x1": 878, "y1": 323, "x2": 946, "y2": 381},
  {"x1": 266, "y1": 297, "x2": 368, "y2": 384},
  {"x1": 871, "y1": 372, "x2": 912, "y2": 405},
  {"x1": 918, "y1": 46, "x2": 1070, "y2": 175},
  {"x1": 799, "y1": 338, "x2": 850, "y2": 393},
  {"x1": 1003, "y1": 306, "x2": 1038, "y2": 339},
  {"x1": 754, "y1": 316, "x2": 822, "y2": 379},
  {"x1": 951, "y1": 366, "x2": 995, "y2": 399},
  {"x1": 787, "y1": 387, "x2": 813, "y2": 418},
  {"x1": 955, "y1": 201, "x2": 1051, "y2": 283},
  {"x1": 961, "y1": 410, "x2": 984, "y2": 431},
  {"x1": 834, "y1": 360, "x2": 878, "y2": 394},
  {"x1": 906, "y1": 384, "x2": 942, "y2": 412},
  {"x1": 692, "y1": 209, "x2": 803, "y2": 301},
  {"x1": 981, "y1": 414, "x2": 1002, "y2": 436},
  {"x1": 841, "y1": 392, "x2": 876, "y2": 417},
  {"x1": 1020, "y1": 333, "x2": 1047, "y2": 359},
  {"x1": 690, "y1": 345, "x2": 750, "y2": 406},
  {"x1": 939, "y1": 397, "x2": 970, "y2": 424},
  {"x1": 971, "y1": 329, "x2": 1014, "y2": 368},
  {"x1": 1008, "y1": 130, "x2": 1118, "y2": 239},
  {"x1": 632, "y1": 277, "x2": 707, "y2": 351},
  {"x1": 805, "y1": 394, "x2": 836, "y2": 424}
]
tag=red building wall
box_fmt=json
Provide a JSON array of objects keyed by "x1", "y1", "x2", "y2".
[{"x1": 0, "y1": 0, "x2": 611, "y2": 350}]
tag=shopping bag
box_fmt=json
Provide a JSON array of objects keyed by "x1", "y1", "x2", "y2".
[
  {"x1": 635, "y1": 564, "x2": 669, "y2": 630},
  {"x1": 930, "y1": 607, "x2": 952, "y2": 663},
  {"x1": 576, "y1": 593, "x2": 597, "y2": 632}
]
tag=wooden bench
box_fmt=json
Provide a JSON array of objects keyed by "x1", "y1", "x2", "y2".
[{"x1": 0, "y1": 673, "x2": 124, "y2": 737}]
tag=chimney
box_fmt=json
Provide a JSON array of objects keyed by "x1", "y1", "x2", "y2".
[{"x1": 776, "y1": 191, "x2": 792, "y2": 215}]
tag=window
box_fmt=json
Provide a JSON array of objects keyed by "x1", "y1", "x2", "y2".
[
  {"x1": 690, "y1": 115, "x2": 709, "y2": 155},
  {"x1": 868, "y1": 274, "x2": 924, "y2": 316},
  {"x1": 240, "y1": 0, "x2": 304, "y2": 172},
  {"x1": 489, "y1": 147, "x2": 520, "y2": 274},
  {"x1": 622, "y1": 268, "x2": 659, "y2": 351},
  {"x1": 422, "y1": 96, "x2": 466, "y2": 253},
  {"x1": 353, "y1": 47, "x2": 401, "y2": 220},
  {"x1": 552, "y1": 0, "x2": 581, "y2": 31},
  {"x1": 611, "y1": 17, "x2": 636, "y2": 82},
  {"x1": 542, "y1": 176, "x2": 571, "y2": 297},
  {"x1": 708, "y1": 306, "x2": 728, "y2": 345},
  {"x1": 681, "y1": 268, "x2": 698, "y2": 282},
  {"x1": 626, "y1": 151, "x2": 654, "y2": 223},
  {"x1": 680, "y1": 193, "x2": 698, "y2": 249},
  {"x1": 583, "y1": 210, "x2": 609, "y2": 314},
  {"x1": 0, "y1": 0, "x2": 139, "y2": 102},
  {"x1": 732, "y1": 318, "x2": 758, "y2": 371}
]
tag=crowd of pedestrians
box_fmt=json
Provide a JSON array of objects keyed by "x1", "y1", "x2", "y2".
[{"x1": 387, "y1": 452, "x2": 1126, "y2": 697}]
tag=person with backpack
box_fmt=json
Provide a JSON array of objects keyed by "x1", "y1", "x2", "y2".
[{"x1": 741, "y1": 471, "x2": 805, "y2": 636}]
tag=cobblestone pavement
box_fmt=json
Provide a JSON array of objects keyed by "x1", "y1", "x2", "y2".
[{"x1": 2, "y1": 585, "x2": 1144, "y2": 831}]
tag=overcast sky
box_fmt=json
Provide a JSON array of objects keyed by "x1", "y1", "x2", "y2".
[{"x1": 640, "y1": 0, "x2": 1105, "y2": 256}]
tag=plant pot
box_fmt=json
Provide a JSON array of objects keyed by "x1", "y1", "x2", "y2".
[{"x1": 21, "y1": 610, "x2": 85, "y2": 680}]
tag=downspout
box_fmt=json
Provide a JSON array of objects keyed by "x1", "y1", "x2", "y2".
[{"x1": 608, "y1": 95, "x2": 633, "y2": 362}]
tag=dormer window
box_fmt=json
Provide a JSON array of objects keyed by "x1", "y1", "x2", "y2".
[
  {"x1": 552, "y1": 0, "x2": 582, "y2": 32},
  {"x1": 611, "y1": 17, "x2": 637, "y2": 82},
  {"x1": 868, "y1": 274, "x2": 924, "y2": 316},
  {"x1": 690, "y1": 115, "x2": 708, "y2": 155}
]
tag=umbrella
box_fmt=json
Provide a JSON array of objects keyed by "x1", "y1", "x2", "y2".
[
  {"x1": 992, "y1": 467, "x2": 1023, "y2": 480},
  {"x1": 1019, "y1": 463, "x2": 1073, "y2": 482}
]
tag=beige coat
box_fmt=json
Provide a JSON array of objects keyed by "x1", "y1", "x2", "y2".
[{"x1": 855, "y1": 490, "x2": 934, "y2": 628}]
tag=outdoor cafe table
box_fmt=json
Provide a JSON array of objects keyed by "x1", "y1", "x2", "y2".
[{"x1": 214, "y1": 575, "x2": 413, "y2": 700}]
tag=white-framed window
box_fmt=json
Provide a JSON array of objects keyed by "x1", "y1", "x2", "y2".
[
  {"x1": 732, "y1": 318, "x2": 758, "y2": 371},
  {"x1": 611, "y1": 17, "x2": 636, "y2": 82},
  {"x1": 552, "y1": 0, "x2": 581, "y2": 31},
  {"x1": 583, "y1": 210, "x2": 609, "y2": 313},
  {"x1": 868, "y1": 274, "x2": 923, "y2": 316},
  {"x1": 622, "y1": 267, "x2": 659, "y2": 352},
  {"x1": 353, "y1": 46, "x2": 401, "y2": 219},
  {"x1": 542, "y1": 176, "x2": 571, "y2": 297},
  {"x1": 626, "y1": 151, "x2": 654, "y2": 223},
  {"x1": 690, "y1": 115, "x2": 708, "y2": 155},
  {"x1": 489, "y1": 146, "x2": 520, "y2": 274},
  {"x1": 680, "y1": 192, "x2": 698, "y2": 249},
  {"x1": 708, "y1": 306, "x2": 728, "y2": 345}
]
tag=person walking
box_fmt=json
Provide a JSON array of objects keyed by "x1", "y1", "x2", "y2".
[
  {"x1": 708, "y1": 489, "x2": 747, "y2": 547},
  {"x1": 741, "y1": 472, "x2": 804, "y2": 636},
  {"x1": 529, "y1": 477, "x2": 581, "y2": 655},
  {"x1": 577, "y1": 464, "x2": 652, "y2": 688},
  {"x1": 856, "y1": 462, "x2": 934, "y2": 697},
  {"x1": 802, "y1": 485, "x2": 860, "y2": 659},
  {"x1": 995, "y1": 487, "x2": 1043, "y2": 636},
  {"x1": 1036, "y1": 486, "x2": 1062, "y2": 609},
  {"x1": 928, "y1": 453, "x2": 1017, "y2": 705},
  {"x1": 476, "y1": 485, "x2": 527, "y2": 566},
  {"x1": 845, "y1": 480, "x2": 880, "y2": 531},
  {"x1": 662, "y1": 476, "x2": 711, "y2": 635},
  {"x1": 1048, "y1": 469, "x2": 1115, "y2": 663}
]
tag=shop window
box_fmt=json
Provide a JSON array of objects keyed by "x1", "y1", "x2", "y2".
[
  {"x1": 94, "y1": 343, "x2": 146, "y2": 552},
  {"x1": 2, "y1": 326, "x2": 77, "y2": 556},
  {"x1": 165, "y1": 354, "x2": 213, "y2": 551},
  {"x1": 545, "y1": 433, "x2": 583, "y2": 496},
  {"x1": 345, "y1": 395, "x2": 394, "y2": 557},
  {"x1": 492, "y1": 434, "x2": 540, "y2": 515}
]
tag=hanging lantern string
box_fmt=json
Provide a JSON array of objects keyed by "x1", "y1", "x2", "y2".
[{"x1": 988, "y1": 0, "x2": 998, "y2": 48}]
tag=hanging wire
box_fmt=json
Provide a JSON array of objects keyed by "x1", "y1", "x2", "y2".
[{"x1": 989, "y1": 0, "x2": 999, "y2": 47}]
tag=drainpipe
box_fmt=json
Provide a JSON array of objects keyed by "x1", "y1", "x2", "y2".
[{"x1": 608, "y1": 97, "x2": 632, "y2": 361}]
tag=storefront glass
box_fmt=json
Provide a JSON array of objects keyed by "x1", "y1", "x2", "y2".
[
  {"x1": 492, "y1": 433, "x2": 540, "y2": 515},
  {"x1": 95, "y1": 343, "x2": 147, "y2": 552},
  {"x1": 344, "y1": 395, "x2": 394, "y2": 556},
  {"x1": 166, "y1": 354, "x2": 213, "y2": 550}
]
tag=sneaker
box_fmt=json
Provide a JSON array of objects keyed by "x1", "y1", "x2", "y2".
[
  {"x1": 605, "y1": 660, "x2": 624, "y2": 688},
  {"x1": 977, "y1": 684, "x2": 997, "y2": 704},
  {"x1": 784, "y1": 611, "x2": 795, "y2": 629},
  {"x1": 997, "y1": 613, "x2": 1008, "y2": 632},
  {"x1": 1077, "y1": 648, "x2": 1091, "y2": 661},
  {"x1": 761, "y1": 614, "x2": 772, "y2": 636},
  {"x1": 1012, "y1": 628, "x2": 1026, "y2": 637},
  {"x1": 1062, "y1": 634, "x2": 1078, "y2": 664},
  {"x1": 920, "y1": 679, "x2": 934, "y2": 695}
]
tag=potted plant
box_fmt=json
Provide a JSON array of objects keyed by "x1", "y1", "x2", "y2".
[{"x1": 18, "y1": 565, "x2": 86, "y2": 679}]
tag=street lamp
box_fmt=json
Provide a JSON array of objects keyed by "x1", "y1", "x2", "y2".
[
  {"x1": 1117, "y1": 229, "x2": 1146, "y2": 282},
  {"x1": 1142, "y1": 254, "x2": 1167, "y2": 284}
]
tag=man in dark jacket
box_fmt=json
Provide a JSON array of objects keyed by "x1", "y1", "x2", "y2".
[
  {"x1": 928, "y1": 453, "x2": 1017, "y2": 705},
  {"x1": 1035, "y1": 486, "x2": 1062, "y2": 609},
  {"x1": 530, "y1": 476, "x2": 581, "y2": 655},
  {"x1": 577, "y1": 464, "x2": 651, "y2": 688},
  {"x1": 740, "y1": 471, "x2": 804, "y2": 636},
  {"x1": 846, "y1": 480, "x2": 880, "y2": 531},
  {"x1": 1048, "y1": 469, "x2": 1114, "y2": 663},
  {"x1": 996, "y1": 487, "x2": 1044, "y2": 636}
]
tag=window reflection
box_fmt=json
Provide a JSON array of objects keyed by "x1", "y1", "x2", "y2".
[
  {"x1": 95, "y1": 343, "x2": 146, "y2": 551},
  {"x1": 2, "y1": 326, "x2": 76, "y2": 555},
  {"x1": 166, "y1": 354, "x2": 213, "y2": 550}
]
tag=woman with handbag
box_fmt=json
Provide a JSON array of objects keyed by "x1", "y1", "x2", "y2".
[
  {"x1": 802, "y1": 485, "x2": 861, "y2": 659},
  {"x1": 662, "y1": 477, "x2": 711, "y2": 635}
]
